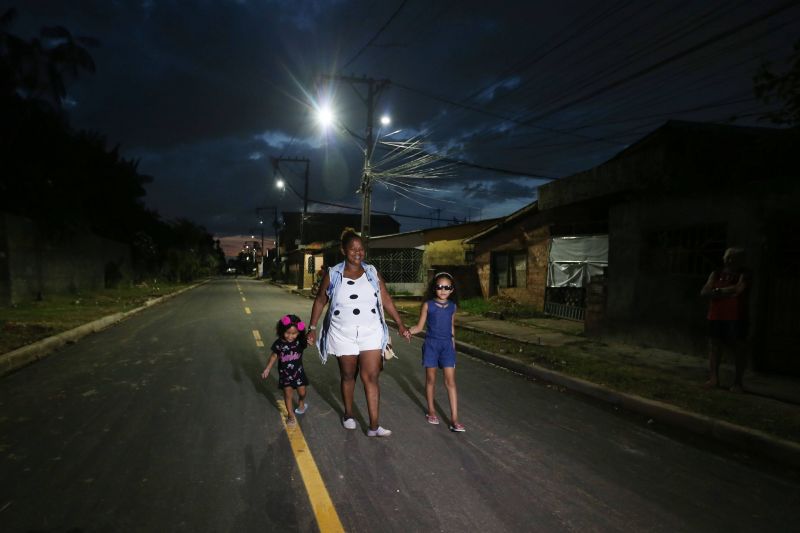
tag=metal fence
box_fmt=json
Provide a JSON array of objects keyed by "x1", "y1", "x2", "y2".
[{"x1": 368, "y1": 248, "x2": 425, "y2": 283}]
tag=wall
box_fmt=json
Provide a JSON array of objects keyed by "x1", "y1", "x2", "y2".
[
  {"x1": 473, "y1": 221, "x2": 550, "y2": 310},
  {"x1": 1, "y1": 213, "x2": 131, "y2": 305},
  {"x1": 605, "y1": 192, "x2": 762, "y2": 356}
]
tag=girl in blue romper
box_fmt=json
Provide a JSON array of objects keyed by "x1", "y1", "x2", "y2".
[{"x1": 409, "y1": 272, "x2": 465, "y2": 432}]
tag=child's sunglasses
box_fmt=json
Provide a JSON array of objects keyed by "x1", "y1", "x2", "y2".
[{"x1": 435, "y1": 285, "x2": 454, "y2": 291}]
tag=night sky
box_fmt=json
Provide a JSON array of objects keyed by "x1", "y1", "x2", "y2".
[{"x1": 9, "y1": 1, "x2": 800, "y2": 240}]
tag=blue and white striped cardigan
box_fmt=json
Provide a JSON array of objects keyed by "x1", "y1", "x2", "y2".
[{"x1": 315, "y1": 261, "x2": 390, "y2": 363}]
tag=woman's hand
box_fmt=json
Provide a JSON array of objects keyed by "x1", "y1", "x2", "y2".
[
  {"x1": 399, "y1": 325, "x2": 411, "y2": 341},
  {"x1": 307, "y1": 330, "x2": 317, "y2": 346}
]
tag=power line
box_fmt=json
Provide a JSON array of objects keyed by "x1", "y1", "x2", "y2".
[
  {"x1": 339, "y1": 0, "x2": 409, "y2": 72},
  {"x1": 518, "y1": 0, "x2": 800, "y2": 127}
]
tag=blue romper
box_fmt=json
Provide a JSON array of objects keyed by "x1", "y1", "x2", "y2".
[{"x1": 422, "y1": 300, "x2": 457, "y2": 368}]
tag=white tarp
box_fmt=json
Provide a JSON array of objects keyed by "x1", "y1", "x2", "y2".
[{"x1": 547, "y1": 235, "x2": 608, "y2": 288}]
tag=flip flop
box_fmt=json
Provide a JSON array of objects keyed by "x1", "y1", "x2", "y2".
[{"x1": 449, "y1": 423, "x2": 466, "y2": 432}]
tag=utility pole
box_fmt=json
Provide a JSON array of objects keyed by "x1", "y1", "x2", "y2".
[
  {"x1": 271, "y1": 156, "x2": 310, "y2": 246},
  {"x1": 319, "y1": 74, "x2": 390, "y2": 247},
  {"x1": 256, "y1": 206, "x2": 279, "y2": 270}
]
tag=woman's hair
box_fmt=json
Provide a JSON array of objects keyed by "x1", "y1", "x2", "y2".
[
  {"x1": 340, "y1": 227, "x2": 362, "y2": 249},
  {"x1": 424, "y1": 272, "x2": 458, "y2": 304},
  {"x1": 275, "y1": 313, "x2": 308, "y2": 343}
]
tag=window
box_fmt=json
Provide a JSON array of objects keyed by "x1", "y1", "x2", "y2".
[
  {"x1": 307, "y1": 256, "x2": 315, "y2": 274},
  {"x1": 643, "y1": 224, "x2": 726, "y2": 277},
  {"x1": 493, "y1": 251, "x2": 527, "y2": 288}
]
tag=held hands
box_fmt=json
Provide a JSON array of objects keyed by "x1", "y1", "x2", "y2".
[
  {"x1": 307, "y1": 330, "x2": 316, "y2": 345},
  {"x1": 400, "y1": 325, "x2": 412, "y2": 341},
  {"x1": 407, "y1": 325, "x2": 421, "y2": 335}
]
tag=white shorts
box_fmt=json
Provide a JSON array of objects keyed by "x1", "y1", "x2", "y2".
[{"x1": 327, "y1": 324, "x2": 383, "y2": 356}]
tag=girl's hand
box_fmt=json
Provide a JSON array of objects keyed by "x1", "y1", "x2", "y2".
[
  {"x1": 307, "y1": 330, "x2": 317, "y2": 345},
  {"x1": 261, "y1": 367, "x2": 271, "y2": 379},
  {"x1": 408, "y1": 325, "x2": 420, "y2": 335},
  {"x1": 399, "y1": 325, "x2": 411, "y2": 341}
]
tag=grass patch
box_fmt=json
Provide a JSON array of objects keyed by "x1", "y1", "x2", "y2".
[
  {"x1": 0, "y1": 282, "x2": 191, "y2": 354},
  {"x1": 457, "y1": 329, "x2": 800, "y2": 443},
  {"x1": 459, "y1": 296, "x2": 546, "y2": 319}
]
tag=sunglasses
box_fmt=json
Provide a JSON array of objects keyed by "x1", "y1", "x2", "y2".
[{"x1": 435, "y1": 285, "x2": 454, "y2": 291}]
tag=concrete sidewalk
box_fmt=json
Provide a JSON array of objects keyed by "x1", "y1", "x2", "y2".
[{"x1": 451, "y1": 312, "x2": 800, "y2": 405}]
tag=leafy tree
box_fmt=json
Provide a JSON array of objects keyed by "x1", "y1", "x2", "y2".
[{"x1": 754, "y1": 38, "x2": 800, "y2": 126}]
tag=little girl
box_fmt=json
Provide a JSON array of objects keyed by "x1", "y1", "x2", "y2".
[
  {"x1": 261, "y1": 314, "x2": 309, "y2": 426},
  {"x1": 408, "y1": 272, "x2": 465, "y2": 432}
]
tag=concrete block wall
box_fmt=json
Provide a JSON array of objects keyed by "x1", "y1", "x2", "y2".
[{"x1": 1, "y1": 213, "x2": 130, "y2": 305}]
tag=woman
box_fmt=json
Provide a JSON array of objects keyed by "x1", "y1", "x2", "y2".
[
  {"x1": 307, "y1": 228, "x2": 411, "y2": 436},
  {"x1": 701, "y1": 247, "x2": 748, "y2": 392}
]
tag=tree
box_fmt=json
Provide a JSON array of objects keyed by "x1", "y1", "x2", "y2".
[
  {"x1": 754, "y1": 38, "x2": 800, "y2": 126},
  {"x1": 0, "y1": 7, "x2": 98, "y2": 111}
]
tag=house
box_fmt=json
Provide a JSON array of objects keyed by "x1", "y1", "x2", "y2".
[
  {"x1": 278, "y1": 212, "x2": 400, "y2": 288},
  {"x1": 465, "y1": 200, "x2": 608, "y2": 315},
  {"x1": 366, "y1": 218, "x2": 501, "y2": 296},
  {"x1": 536, "y1": 120, "x2": 800, "y2": 375}
]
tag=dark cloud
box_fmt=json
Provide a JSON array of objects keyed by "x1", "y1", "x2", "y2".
[{"x1": 10, "y1": 0, "x2": 799, "y2": 235}]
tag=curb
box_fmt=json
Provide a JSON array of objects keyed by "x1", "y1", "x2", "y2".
[
  {"x1": 0, "y1": 280, "x2": 208, "y2": 378},
  {"x1": 454, "y1": 339, "x2": 800, "y2": 469}
]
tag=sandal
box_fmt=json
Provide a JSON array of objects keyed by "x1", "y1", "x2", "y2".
[
  {"x1": 425, "y1": 414, "x2": 440, "y2": 425},
  {"x1": 286, "y1": 417, "x2": 297, "y2": 426},
  {"x1": 449, "y1": 423, "x2": 466, "y2": 432}
]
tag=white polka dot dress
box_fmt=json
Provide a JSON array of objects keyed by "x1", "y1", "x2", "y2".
[{"x1": 330, "y1": 273, "x2": 381, "y2": 328}]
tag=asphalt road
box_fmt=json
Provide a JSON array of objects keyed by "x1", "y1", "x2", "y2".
[{"x1": 1, "y1": 278, "x2": 798, "y2": 532}]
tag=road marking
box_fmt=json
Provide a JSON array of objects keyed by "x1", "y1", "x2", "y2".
[
  {"x1": 253, "y1": 330, "x2": 264, "y2": 347},
  {"x1": 244, "y1": 307, "x2": 251, "y2": 314},
  {"x1": 276, "y1": 400, "x2": 344, "y2": 533},
  {"x1": 242, "y1": 296, "x2": 247, "y2": 302}
]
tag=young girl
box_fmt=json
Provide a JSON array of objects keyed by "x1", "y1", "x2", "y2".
[
  {"x1": 408, "y1": 272, "x2": 465, "y2": 432},
  {"x1": 261, "y1": 314, "x2": 309, "y2": 426}
]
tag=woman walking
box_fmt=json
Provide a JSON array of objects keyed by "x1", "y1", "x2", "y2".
[{"x1": 307, "y1": 228, "x2": 411, "y2": 436}]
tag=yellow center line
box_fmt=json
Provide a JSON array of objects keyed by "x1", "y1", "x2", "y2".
[
  {"x1": 276, "y1": 401, "x2": 344, "y2": 532},
  {"x1": 253, "y1": 330, "x2": 264, "y2": 347},
  {"x1": 242, "y1": 296, "x2": 247, "y2": 302},
  {"x1": 244, "y1": 307, "x2": 251, "y2": 314}
]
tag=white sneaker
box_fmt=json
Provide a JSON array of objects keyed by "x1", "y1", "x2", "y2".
[
  {"x1": 342, "y1": 417, "x2": 357, "y2": 430},
  {"x1": 367, "y1": 426, "x2": 392, "y2": 437}
]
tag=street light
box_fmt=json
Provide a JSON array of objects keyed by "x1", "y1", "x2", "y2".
[
  {"x1": 276, "y1": 178, "x2": 285, "y2": 189},
  {"x1": 316, "y1": 105, "x2": 334, "y2": 129},
  {"x1": 380, "y1": 115, "x2": 391, "y2": 126}
]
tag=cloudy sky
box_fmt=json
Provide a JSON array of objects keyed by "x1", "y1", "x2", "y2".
[{"x1": 9, "y1": 0, "x2": 800, "y2": 238}]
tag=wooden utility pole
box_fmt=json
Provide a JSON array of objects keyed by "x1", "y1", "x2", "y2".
[{"x1": 318, "y1": 74, "x2": 390, "y2": 247}]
